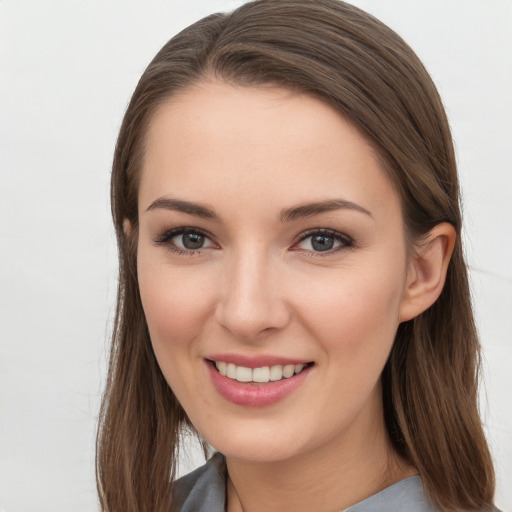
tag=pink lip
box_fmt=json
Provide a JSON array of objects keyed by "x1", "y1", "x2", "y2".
[{"x1": 205, "y1": 359, "x2": 313, "y2": 407}]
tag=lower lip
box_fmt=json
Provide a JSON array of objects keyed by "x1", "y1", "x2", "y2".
[{"x1": 206, "y1": 361, "x2": 312, "y2": 407}]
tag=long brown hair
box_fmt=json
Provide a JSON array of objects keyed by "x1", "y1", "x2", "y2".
[{"x1": 96, "y1": 1, "x2": 495, "y2": 510}]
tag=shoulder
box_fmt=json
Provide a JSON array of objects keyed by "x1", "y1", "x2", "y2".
[
  {"x1": 171, "y1": 452, "x2": 227, "y2": 512},
  {"x1": 171, "y1": 459, "x2": 501, "y2": 512},
  {"x1": 344, "y1": 476, "x2": 502, "y2": 512},
  {"x1": 344, "y1": 476, "x2": 436, "y2": 512}
]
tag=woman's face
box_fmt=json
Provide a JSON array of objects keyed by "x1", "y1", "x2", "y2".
[{"x1": 137, "y1": 81, "x2": 414, "y2": 463}]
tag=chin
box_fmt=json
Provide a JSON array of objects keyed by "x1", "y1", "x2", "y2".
[
  {"x1": 212, "y1": 439, "x2": 300, "y2": 464},
  {"x1": 198, "y1": 420, "x2": 310, "y2": 464}
]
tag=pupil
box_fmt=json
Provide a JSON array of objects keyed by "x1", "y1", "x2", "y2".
[
  {"x1": 182, "y1": 232, "x2": 204, "y2": 249},
  {"x1": 311, "y1": 235, "x2": 334, "y2": 251}
]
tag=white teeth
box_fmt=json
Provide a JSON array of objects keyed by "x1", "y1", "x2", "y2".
[
  {"x1": 269, "y1": 365, "x2": 283, "y2": 381},
  {"x1": 282, "y1": 364, "x2": 295, "y2": 378},
  {"x1": 216, "y1": 361, "x2": 228, "y2": 376},
  {"x1": 214, "y1": 361, "x2": 309, "y2": 383},
  {"x1": 252, "y1": 366, "x2": 270, "y2": 383},
  {"x1": 226, "y1": 363, "x2": 237, "y2": 379},
  {"x1": 236, "y1": 366, "x2": 253, "y2": 382}
]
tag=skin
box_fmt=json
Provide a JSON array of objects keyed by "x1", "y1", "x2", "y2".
[{"x1": 135, "y1": 81, "x2": 454, "y2": 512}]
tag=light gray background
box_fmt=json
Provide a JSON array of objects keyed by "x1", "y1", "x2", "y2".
[{"x1": 1, "y1": 1, "x2": 511, "y2": 510}]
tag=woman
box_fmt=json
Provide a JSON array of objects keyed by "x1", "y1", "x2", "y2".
[{"x1": 96, "y1": 1, "x2": 497, "y2": 511}]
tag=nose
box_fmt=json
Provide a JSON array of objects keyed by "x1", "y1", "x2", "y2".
[{"x1": 214, "y1": 249, "x2": 291, "y2": 341}]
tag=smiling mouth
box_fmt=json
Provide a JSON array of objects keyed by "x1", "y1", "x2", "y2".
[{"x1": 209, "y1": 360, "x2": 314, "y2": 383}]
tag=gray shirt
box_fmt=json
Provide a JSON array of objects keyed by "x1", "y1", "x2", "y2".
[{"x1": 172, "y1": 453, "x2": 439, "y2": 512}]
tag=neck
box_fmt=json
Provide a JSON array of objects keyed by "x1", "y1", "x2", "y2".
[{"x1": 225, "y1": 399, "x2": 415, "y2": 512}]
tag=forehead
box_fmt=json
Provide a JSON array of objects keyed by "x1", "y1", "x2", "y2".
[
  {"x1": 139, "y1": 81, "x2": 400, "y2": 221},
  {"x1": 145, "y1": 81, "x2": 376, "y2": 158}
]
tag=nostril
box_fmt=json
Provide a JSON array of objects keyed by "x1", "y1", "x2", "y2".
[{"x1": 214, "y1": 300, "x2": 292, "y2": 341}]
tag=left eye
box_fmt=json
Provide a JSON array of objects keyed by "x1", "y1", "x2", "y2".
[{"x1": 296, "y1": 231, "x2": 352, "y2": 252}]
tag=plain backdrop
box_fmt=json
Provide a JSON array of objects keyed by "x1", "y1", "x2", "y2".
[{"x1": 1, "y1": 1, "x2": 511, "y2": 510}]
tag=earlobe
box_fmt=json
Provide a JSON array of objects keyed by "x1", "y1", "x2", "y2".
[{"x1": 399, "y1": 222, "x2": 456, "y2": 322}]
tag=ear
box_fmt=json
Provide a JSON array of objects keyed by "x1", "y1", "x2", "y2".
[
  {"x1": 123, "y1": 218, "x2": 132, "y2": 236},
  {"x1": 399, "y1": 222, "x2": 456, "y2": 322}
]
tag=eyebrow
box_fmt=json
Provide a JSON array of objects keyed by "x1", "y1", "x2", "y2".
[
  {"x1": 146, "y1": 198, "x2": 218, "y2": 219},
  {"x1": 145, "y1": 197, "x2": 372, "y2": 222},
  {"x1": 279, "y1": 199, "x2": 372, "y2": 222}
]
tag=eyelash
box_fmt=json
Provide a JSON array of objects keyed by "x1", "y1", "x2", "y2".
[{"x1": 153, "y1": 227, "x2": 354, "y2": 256}]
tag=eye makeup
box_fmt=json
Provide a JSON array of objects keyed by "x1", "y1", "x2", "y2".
[{"x1": 153, "y1": 225, "x2": 355, "y2": 258}]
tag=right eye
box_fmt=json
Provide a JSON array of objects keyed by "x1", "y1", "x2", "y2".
[{"x1": 154, "y1": 228, "x2": 216, "y2": 254}]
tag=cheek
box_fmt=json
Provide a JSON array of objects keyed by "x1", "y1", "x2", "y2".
[
  {"x1": 137, "y1": 256, "x2": 215, "y2": 355},
  {"x1": 291, "y1": 265, "x2": 405, "y2": 362},
  {"x1": 137, "y1": 259, "x2": 219, "y2": 408}
]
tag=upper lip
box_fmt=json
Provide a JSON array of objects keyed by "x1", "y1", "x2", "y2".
[{"x1": 205, "y1": 353, "x2": 312, "y2": 368}]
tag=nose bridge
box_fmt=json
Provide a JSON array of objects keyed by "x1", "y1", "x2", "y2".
[{"x1": 215, "y1": 243, "x2": 289, "y2": 340}]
